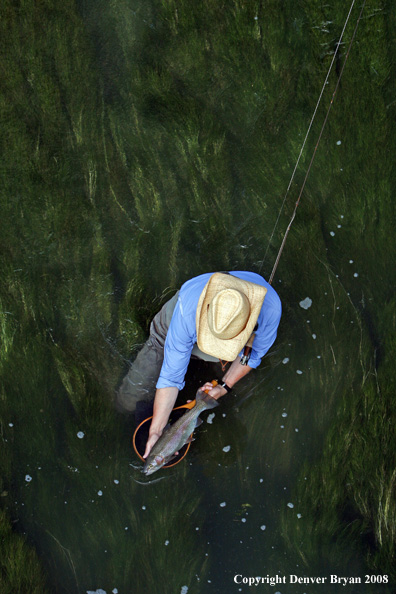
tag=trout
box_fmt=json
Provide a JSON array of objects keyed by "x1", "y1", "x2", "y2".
[{"x1": 142, "y1": 389, "x2": 219, "y2": 475}]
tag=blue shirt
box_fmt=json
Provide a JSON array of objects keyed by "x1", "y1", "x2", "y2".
[{"x1": 156, "y1": 271, "x2": 282, "y2": 390}]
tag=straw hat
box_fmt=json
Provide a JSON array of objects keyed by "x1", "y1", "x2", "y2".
[{"x1": 196, "y1": 273, "x2": 267, "y2": 361}]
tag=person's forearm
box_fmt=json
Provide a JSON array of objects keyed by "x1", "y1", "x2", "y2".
[
  {"x1": 143, "y1": 386, "x2": 179, "y2": 459},
  {"x1": 222, "y1": 356, "x2": 252, "y2": 388},
  {"x1": 150, "y1": 386, "x2": 179, "y2": 434}
]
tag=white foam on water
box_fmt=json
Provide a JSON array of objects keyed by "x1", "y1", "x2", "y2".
[
  {"x1": 206, "y1": 413, "x2": 215, "y2": 424},
  {"x1": 299, "y1": 297, "x2": 312, "y2": 310}
]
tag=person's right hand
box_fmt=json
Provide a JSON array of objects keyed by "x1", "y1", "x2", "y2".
[{"x1": 143, "y1": 430, "x2": 162, "y2": 459}]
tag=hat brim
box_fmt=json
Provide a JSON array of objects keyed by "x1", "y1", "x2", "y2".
[{"x1": 196, "y1": 273, "x2": 267, "y2": 361}]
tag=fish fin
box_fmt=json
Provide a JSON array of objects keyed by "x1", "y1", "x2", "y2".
[
  {"x1": 195, "y1": 418, "x2": 203, "y2": 428},
  {"x1": 182, "y1": 434, "x2": 195, "y2": 446}
]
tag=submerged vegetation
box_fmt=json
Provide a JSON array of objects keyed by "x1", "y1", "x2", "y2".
[{"x1": 1, "y1": 0, "x2": 396, "y2": 591}]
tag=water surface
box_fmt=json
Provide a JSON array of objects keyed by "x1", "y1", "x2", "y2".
[{"x1": 1, "y1": 1, "x2": 395, "y2": 593}]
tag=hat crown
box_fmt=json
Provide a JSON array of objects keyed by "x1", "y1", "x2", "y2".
[{"x1": 207, "y1": 288, "x2": 250, "y2": 340}]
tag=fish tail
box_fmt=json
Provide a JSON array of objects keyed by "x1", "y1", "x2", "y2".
[{"x1": 196, "y1": 389, "x2": 219, "y2": 409}]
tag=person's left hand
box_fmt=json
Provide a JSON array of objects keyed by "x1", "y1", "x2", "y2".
[{"x1": 199, "y1": 381, "x2": 227, "y2": 400}]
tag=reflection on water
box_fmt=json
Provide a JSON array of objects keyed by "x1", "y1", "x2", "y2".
[{"x1": 1, "y1": 0, "x2": 396, "y2": 592}]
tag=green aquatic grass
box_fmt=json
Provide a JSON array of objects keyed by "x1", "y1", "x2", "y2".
[
  {"x1": 1, "y1": 0, "x2": 396, "y2": 591},
  {"x1": 0, "y1": 509, "x2": 49, "y2": 594}
]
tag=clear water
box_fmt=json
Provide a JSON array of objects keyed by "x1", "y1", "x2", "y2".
[{"x1": 1, "y1": 1, "x2": 395, "y2": 593}]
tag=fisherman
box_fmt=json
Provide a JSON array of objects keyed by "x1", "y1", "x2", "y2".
[{"x1": 117, "y1": 271, "x2": 281, "y2": 458}]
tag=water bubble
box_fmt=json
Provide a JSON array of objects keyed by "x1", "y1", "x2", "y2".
[
  {"x1": 114, "y1": 479, "x2": 119, "y2": 485},
  {"x1": 222, "y1": 445, "x2": 231, "y2": 453},
  {"x1": 25, "y1": 475, "x2": 32, "y2": 482},
  {"x1": 299, "y1": 297, "x2": 312, "y2": 310},
  {"x1": 241, "y1": 518, "x2": 247, "y2": 523},
  {"x1": 296, "y1": 369, "x2": 303, "y2": 375},
  {"x1": 349, "y1": 259, "x2": 354, "y2": 264},
  {"x1": 8, "y1": 423, "x2": 13, "y2": 427},
  {"x1": 77, "y1": 431, "x2": 85, "y2": 439},
  {"x1": 287, "y1": 502, "x2": 294, "y2": 508},
  {"x1": 207, "y1": 413, "x2": 215, "y2": 424},
  {"x1": 354, "y1": 273, "x2": 359, "y2": 278},
  {"x1": 98, "y1": 491, "x2": 103, "y2": 496},
  {"x1": 282, "y1": 412, "x2": 288, "y2": 418},
  {"x1": 142, "y1": 506, "x2": 146, "y2": 510},
  {"x1": 312, "y1": 334, "x2": 317, "y2": 339},
  {"x1": 260, "y1": 525, "x2": 266, "y2": 530},
  {"x1": 282, "y1": 357, "x2": 289, "y2": 364},
  {"x1": 219, "y1": 502, "x2": 226, "y2": 507},
  {"x1": 181, "y1": 587, "x2": 189, "y2": 594},
  {"x1": 330, "y1": 231, "x2": 335, "y2": 237},
  {"x1": 164, "y1": 540, "x2": 169, "y2": 545},
  {"x1": 336, "y1": 140, "x2": 342, "y2": 145},
  {"x1": 297, "y1": 514, "x2": 302, "y2": 519}
]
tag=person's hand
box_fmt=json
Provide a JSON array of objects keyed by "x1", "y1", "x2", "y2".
[
  {"x1": 143, "y1": 430, "x2": 162, "y2": 459},
  {"x1": 200, "y1": 382, "x2": 227, "y2": 400}
]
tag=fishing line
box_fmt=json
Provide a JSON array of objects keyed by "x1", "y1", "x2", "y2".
[{"x1": 259, "y1": 0, "x2": 366, "y2": 285}]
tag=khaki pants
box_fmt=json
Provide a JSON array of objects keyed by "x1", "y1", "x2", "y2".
[{"x1": 116, "y1": 292, "x2": 218, "y2": 412}]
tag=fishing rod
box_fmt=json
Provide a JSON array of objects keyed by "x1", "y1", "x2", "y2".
[{"x1": 262, "y1": 0, "x2": 367, "y2": 286}]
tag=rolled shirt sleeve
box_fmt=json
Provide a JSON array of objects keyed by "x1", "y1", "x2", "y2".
[
  {"x1": 241, "y1": 300, "x2": 282, "y2": 369},
  {"x1": 156, "y1": 298, "x2": 196, "y2": 390}
]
